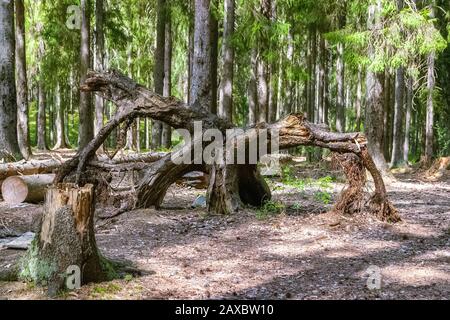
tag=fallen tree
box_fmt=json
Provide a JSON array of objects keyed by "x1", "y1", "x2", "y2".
[
  {"x1": 19, "y1": 70, "x2": 400, "y2": 295},
  {"x1": 0, "y1": 152, "x2": 167, "y2": 181}
]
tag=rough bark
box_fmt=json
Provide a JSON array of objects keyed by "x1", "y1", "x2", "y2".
[
  {"x1": 336, "y1": 42, "x2": 345, "y2": 132},
  {"x1": 403, "y1": 76, "x2": 413, "y2": 164},
  {"x1": 79, "y1": 0, "x2": 93, "y2": 149},
  {"x1": 15, "y1": 0, "x2": 31, "y2": 159},
  {"x1": 425, "y1": 0, "x2": 436, "y2": 167},
  {"x1": 190, "y1": 0, "x2": 211, "y2": 108},
  {"x1": 0, "y1": 0, "x2": 22, "y2": 162},
  {"x1": 365, "y1": 2, "x2": 388, "y2": 172},
  {"x1": 19, "y1": 184, "x2": 108, "y2": 297},
  {"x1": 391, "y1": 65, "x2": 405, "y2": 167},
  {"x1": 94, "y1": 0, "x2": 105, "y2": 150},
  {"x1": 210, "y1": 9, "x2": 219, "y2": 115},
  {"x1": 248, "y1": 50, "x2": 258, "y2": 125},
  {"x1": 162, "y1": 9, "x2": 173, "y2": 149},
  {"x1": 54, "y1": 83, "x2": 69, "y2": 149},
  {"x1": 152, "y1": 0, "x2": 166, "y2": 149},
  {"x1": 218, "y1": 0, "x2": 235, "y2": 122},
  {"x1": 60, "y1": 70, "x2": 400, "y2": 223}
]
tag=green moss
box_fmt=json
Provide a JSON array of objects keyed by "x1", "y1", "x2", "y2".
[
  {"x1": 18, "y1": 238, "x2": 57, "y2": 286},
  {"x1": 99, "y1": 254, "x2": 120, "y2": 281}
]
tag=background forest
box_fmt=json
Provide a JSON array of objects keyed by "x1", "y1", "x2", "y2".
[{"x1": 0, "y1": 0, "x2": 449, "y2": 170}]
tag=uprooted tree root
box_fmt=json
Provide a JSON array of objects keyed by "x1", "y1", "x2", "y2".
[{"x1": 333, "y1": 150, "x2": 401, "y2": 223}]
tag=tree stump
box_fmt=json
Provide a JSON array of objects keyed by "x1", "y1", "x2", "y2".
[{"x1": 19, "y1": 184, "x2": 107, "y2": 296}]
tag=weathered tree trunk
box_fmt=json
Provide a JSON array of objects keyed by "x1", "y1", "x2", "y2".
[
  {"x1": 365, "y1": 1, "x2": 388, "y2": 172},
  {"x1": 1, "y1": 174, "x2": 55, "y2": 204},
  {"x1": 54, "y1": 83, "x2": 69, "y2": 150},
  {"x1": 94, "y1": 0, "x2": 105, "y2": 152},
  {"x1": 162, "y1": 8, "x2": 173, "y2": 149},
  {"x1": 58, "y1": 70, "x2": 400, "y2": 224},
  {"x1": 190, "y1": 0, "x2": 212, "y2": 108},
  {"x1": 19, "y1": 184, "x2": 107, "y2": 297},
  {"x1": 152, "y1": 0, "x2": 166, "y2": 149},
  {"x1": 210, "y1": 8, "x2": 219, "y2": 115},
  {"x1": 15, "y1": 0, "x2": 31, "y2": 160},
  {"x1": 391, "y1": 66, "x2": 405, "y2": 167},
  {"x1": 248, "y1": 50, "x2": 258, "y2": 125},
  {"x1": 218, "y1": 0, "x2": 235, "y2": 122},
  {"x1": 424, "y1": 1, "x2": 436, "y2": 166},
  {"x1": 336, "y1": 45, "x2": 345, "y2": 132},
  {"x1": 355, "y1": 67, "x2": 363, "y2": 132},
  {"x1": 79, "y1": 0, "x2": 93, "y2": 149},
  {"x1": 0, "y1": 0, "x2": 22, "y2": 162},
  {"x1": 403, "y1": 76, "x2": 413, "y2": 164}
]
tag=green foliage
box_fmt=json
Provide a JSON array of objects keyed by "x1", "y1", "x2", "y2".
[
  {"x1": 18, "y1": 238, "x2": 57, "y2": 286},
  {"x1": 256, "y1": 200, "x2": 286, "y2": 220}
]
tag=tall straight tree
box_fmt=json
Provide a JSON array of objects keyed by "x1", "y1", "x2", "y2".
[
  {"x1": 210, "y1": 5, "x2": 219, "y2": 114},
  {"x1": 335, "y1": 8, "x2": 347, "y2": 132},
  {"x1": 162, "y1": 6, "x2": 172, "y2": 149},
  {"x1": 37, "y1": 34, "x2": 47, "y2": 151},
  {"x1": 390, "y1": 0, "x2": 405, "y2": 167},
  {"x1": 79, "y1": 0, "x2": 93, "y2": 149},
  {"x1": 403, "y1": 76, "x2": 413, "y2": 164},
  {"x1": 15, "y1": 0, "x2": 31, "y2": 159},
  {"x1": 365, "y1": 1, "x2": 388, "y2": 171},
  {"x1": 424, "y1": 0, "x2": 436, "y2": 165},
  {"x1": 53, "y1": 82, "x2": 68, "y2": 149},
  {"x1": 94, "y1": 0, "x2": 105, "y2": 142},
  {"x1": 152, "y1": 0, "x2": 166, "y2": 149},
  {"x1": 0, "y1": 0, "x2": 22, "y2": 161},
  {"x1": 218, "y1": 0, "x2": 235, "y2": 122},
  {"x1": 190, "y1": 0, "x2": 212, "y2": 108}
]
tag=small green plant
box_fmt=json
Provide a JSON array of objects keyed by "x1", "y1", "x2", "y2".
[
  {"x1": 314, "y1": 191, "x2": 332, "y2": 205},
  {"x1": 124, "y1": 274, "x2": 133, "y2": 282},
  {"x1": 256, "y1": 200, "x2": 286, "y2": 220}
]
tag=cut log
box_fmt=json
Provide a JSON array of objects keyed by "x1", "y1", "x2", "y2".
[
  {"x1": 1, "y1": 174, "x2": 55, "y2": 204},
  {"x1": 0, "y1": 152, "x2": 166, "y2": 184},
  {"x1": 19, "y1": 184, "x2": 109, "y2": 296}
]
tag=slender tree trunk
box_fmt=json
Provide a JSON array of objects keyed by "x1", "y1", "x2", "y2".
[
  {"x1": 308, "y1": 27, "x2": 316, "y2": 123},
  {"x1": 162, "y1": 8, "x2": 172, "y2": 149},
  {"x1": 317, "y1": 34, "x2": 325, "y2": 124},
  {"x1": 152, "y1": 0, "x2": 166, "y2": 149},
  {"x1": 54, "y1": 83, "x2": 68, "y2": 150},
  {"x1": 79, "y1": 0, "x2": 93, "y2": 149},
  {"x1": 218, "y1": 0, "x2": 235, "y2": 122},
  {"x1": 94, "y1": 0, "x2": 105, "y2": 149},
  {"x1": 390, "y1": 66, "x2": 405, "y2": 167},
  {"x1": 210, "y1": 8, "x2": 218, "y2": 115},
  {"x1": 248, "y1": 50, "x2": 258, "y2": 125},
  {"x1": 336, "y1": 42, "x2": 345, "y2": 132},
  {"x1": 355, "y1": 67, "x2": 363, "y2": 132},
  {"x1": 190, "y1": 0, "x2": 211, "y2": 109},
  {"x1": 15, "y1": 0, "x2": 31, "y2": 159},
  {"x1": 390, "y1": 0, "x2": 405, "y2": 167},
  {"x1": 0, "y1": 0, "x2": 21, "y2": 161},
  {"x1": 403, "y1": 76, "x2": 412, "y2": 164},
  {"x1": 37, "y1": 76, "x2": 47, "y2": 150},
  {"x1": 366, "y1": 1, "x2": 388, "y2": 172}
]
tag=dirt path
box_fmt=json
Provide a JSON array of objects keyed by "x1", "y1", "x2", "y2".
[{"x1": 0, "y1": 175, "x2": 449, "y2": 300}]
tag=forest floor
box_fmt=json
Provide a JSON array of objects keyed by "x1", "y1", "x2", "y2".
[{"x1": 0, "y1": 163, "x2": 449, "y2": 300}]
